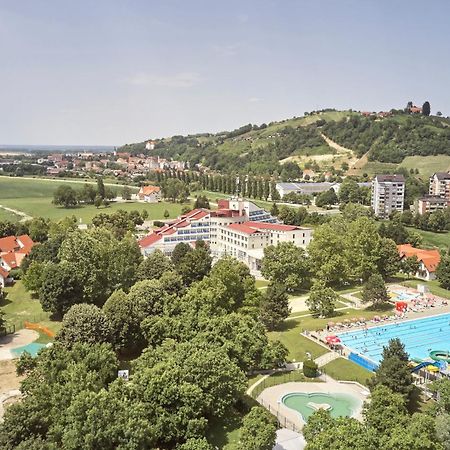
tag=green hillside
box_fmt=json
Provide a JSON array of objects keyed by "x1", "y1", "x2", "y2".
[{"x1": 119, "y1": 109, "x2": 450, "y2": 176}]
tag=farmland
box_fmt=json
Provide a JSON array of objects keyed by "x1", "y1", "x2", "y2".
[{"x1": 0, "y1": 176, "x2": 189, "y2": 222}]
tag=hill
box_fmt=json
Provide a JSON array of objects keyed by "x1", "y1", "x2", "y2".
[{"x1": 119, "y1": 109, "x2": 450, "y2": 176}]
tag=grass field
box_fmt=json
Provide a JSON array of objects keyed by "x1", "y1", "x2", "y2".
[
  {"x1": 400, "y1": 155, "x2": 450, "y2": 178},
  {"x1": 0, "y1": 176, "x2": 189, "y2": 222},
  {"x1": 1, "y1": 281, "x2": 61, "y2": 341},
  {"x1": 0, "y1": 208, "x2": 20, "y2": 222},
  {"x1": 406, "y1": 227, "x2": 450, "y2": 250},
  {"x1": 322, "y1": 357, "x2": 373, "y2": 386}
]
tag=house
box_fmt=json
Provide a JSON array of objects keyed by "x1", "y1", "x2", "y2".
[
  {"x1": 145, "y1": 140, "x2": 156, "y2": 151},
  {"x1": 397, "y1": 244, "x2": 441, "y2": 281},
  {"x1": 138, "y1": 186, "x2": 161, "y2": 203},
  {"x1": 429, "y1": 172, "x2": 450, "y2": 202},
  {"x1": 0, "y1": 234, "x2": 34, "y2": 287},
  {"x1": 417, "y1": 195, "x2": 449, "y2": 215}
]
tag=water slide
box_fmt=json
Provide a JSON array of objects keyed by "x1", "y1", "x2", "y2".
[{"x1": 410, "y1": 361, "x2": 441, "y2": 373}]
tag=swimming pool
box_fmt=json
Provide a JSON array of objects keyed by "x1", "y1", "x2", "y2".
[
  {"x1": 10, "y1": 343, "x2": 46, "y2": 358},
  {"x1": 282, "y1": 392, "x2": 360, "y2": 421},
  {"x1": 338, "y1": 313, "x2": 450, "y2": 364}
]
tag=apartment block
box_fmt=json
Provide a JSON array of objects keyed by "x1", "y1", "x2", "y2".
[{"x1": 371, "y1": 174, "x2": 405, "y2": 218}]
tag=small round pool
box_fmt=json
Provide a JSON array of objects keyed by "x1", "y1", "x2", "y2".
[{"x1": 282, "y1": 392, "x2": 360, "y2": 421}]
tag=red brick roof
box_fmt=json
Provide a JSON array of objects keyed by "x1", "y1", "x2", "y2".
[
  {"x1": 0, "y1": 266, "x2": 9, "y2": 279},
  {"x1": 397, "y1": 244, "x2": 441, "y2": 273},
  {"x1": 139, "y1": 185, "x2": 160, "y2": 195},
  {"x1": 1, "y1": 252, "x2": 18, "y2": 269}
]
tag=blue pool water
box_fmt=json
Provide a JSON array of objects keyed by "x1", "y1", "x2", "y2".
[
  {"x1": 10, "y1": 343, "x2": 46, "y2": 358},
  {"x1": 338, "y1": 313, "x2": 450, "y2": 364}
]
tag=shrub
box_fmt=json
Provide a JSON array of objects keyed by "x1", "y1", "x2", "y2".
[{"x1": 303, "y1": 359, "x2": 319, "y2": 378}]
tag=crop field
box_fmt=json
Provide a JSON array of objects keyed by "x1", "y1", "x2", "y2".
[
  {"x1": 0, "y1": 176, "x2": 188, "y2": 222},
  {"x1": 399, "y1": 155, "x2": 450, "y2": 178}
]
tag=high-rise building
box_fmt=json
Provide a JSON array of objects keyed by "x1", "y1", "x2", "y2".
[
  {"x1": 371, "y1": 174, "x2": 405, "y2": 218},
  {"x1": 429, "y1": 172, "x2": 450, "y2": 201}
]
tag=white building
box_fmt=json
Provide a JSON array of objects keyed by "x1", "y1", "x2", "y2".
[
  {"x1": 138, "y1": 186, "x2": 161, "y2": 203},
  {"x1": 145, "y1": 140, "x2": 156, "y2": 151},
  {"x1": 371, "y1": 174, "x2": 405, "y2": 218},
  {"x1": 138, "y1": 198, "x2": 312, "y2": 270},
  {"x1": 429, "y1": 172, "x2": 450, "y2": 201},
  {"x1": 217, "y1": 222, "x2": 312, "y2": 271}
]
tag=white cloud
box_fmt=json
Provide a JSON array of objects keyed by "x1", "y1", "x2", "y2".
[
  {"x1": 211, "y1": 43, "x2": 240, "y2": 57},
  {"x1": 127, "y1": 72, "x2": 203, "y2": 88}
]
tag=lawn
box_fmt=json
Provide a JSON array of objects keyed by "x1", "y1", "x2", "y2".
[
  {"x1": 322, "y1": 357, "x2": 373, "y2": 386},
  {"x1": 401, "y1": 279, "x2": 450, "y2": 300},
  {"x1": 270, "y1": 308, "x2": 386, "y2": 363},
  {"x1": 406, "y1": 227, "x2": 450, "y2": 250},
  {"x1": 0, "y1": 208, "x2": 20, "y2": 222},
  {"x1": 399, "y1": 155, "x2": 450, "y2": 178},
  {"x1": 0, "y1": 177, "x2": 189, "y2": 222},
  {"x1": 1, "y1": 281, "x2": 61, "y2": 338},
  {"x1": 255, "y1": 279, "x2": 270, "y2": 289}
]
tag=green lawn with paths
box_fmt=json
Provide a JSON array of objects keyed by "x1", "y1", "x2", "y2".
[
  {"x1": 406, "y1": 227, "x2": 450, "y2": 250},
  {"x1": 322, "y1": 357, "x2": 373, "y2": 386}
]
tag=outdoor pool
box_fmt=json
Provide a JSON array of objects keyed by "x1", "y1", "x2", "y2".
[
  {"x1": 338, "y1": 313, "x2": 450, "y2": 364},
  {"x1": 10, "y1": 343, "x2": 46, "y2": 358},
  {"x1": 282, "y1": 392, "x2": 360, "y2": 421}
]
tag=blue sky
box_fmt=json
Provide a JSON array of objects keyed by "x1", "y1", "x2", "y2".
[{"x1": 1, "y1": 0, "x2": 449, "y2": 145}]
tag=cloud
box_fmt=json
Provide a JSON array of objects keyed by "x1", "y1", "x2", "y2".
[
  {"x1": 127, "y1": 72, "x2": 202, "y2": 88},
  {"x1": 211, "y1": 43, "x2": 241, "y2": 57}
]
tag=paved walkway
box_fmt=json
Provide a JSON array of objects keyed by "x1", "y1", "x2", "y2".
[
  {"x1": 314, "y1": 351, "x2": 340, "y2": 367},
  {"x1": 274, "y1": 428, "x2": 306, "y2": 450}
]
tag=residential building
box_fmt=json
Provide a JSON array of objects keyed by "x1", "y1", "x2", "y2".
[
  {"x1": 0, "y1": 234, "x2": 34, "y2": 286},
  {"x1": 429, "y1": 172, "x2": 450, "y2": 201},
  {"x1": 276, "y1": 181, "x2": 371, "y2": 199},
  {"x1": 138, "y1": 199, "x2": 312, "y2": 271},
  {"x1": 417, "y1": 195, "x2": 449, "y2": 215},
  {"x1": 397, "y1": 244, "x2": 441, "y2": 281},
  {"x1": 138, "y1": 185, "x2": 161, "y2": 203},
  {"x1": 145, "y1": 140, "x2": 156, "y2": 151},
  {"x1": 371, "y1": 174, "x2": 405, "y2": 218}
]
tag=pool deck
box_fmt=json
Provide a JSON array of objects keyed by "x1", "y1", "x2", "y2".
[
  {"x1": 257, "y1": 377, "x2": 369, "y2": 430},
  {"x1": 0, "y1": 329, "x2": 39, "y2": 361}
]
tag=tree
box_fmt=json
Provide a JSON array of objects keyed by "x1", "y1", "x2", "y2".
[
  {"x1": 303, "y1": 358, "x2": 318, "y2": 377},
  {"x1": 280, "y1": 161, "x2": 302, "y2": 181},
  {"x1": 377, "y1": 238, "x2": 401, "y2": 278},
  {"x1": 94, "y1": 194, "x2": 103, "y2": 208},
  {"x1": 52, "y1": 185, "x2": 78, "y2": 208},
  {"x1": 402, "y1": 255, "x2": 421, "y2": 279},
  {"x1": 0, "y1": 307, "x2": 5, "y2": 333},
  {"x1": 315, "y1": 189, "x2": 338, "y2": 208},
  {"x1": 171, "y1": 242, "x2": 192, "y2": 266},
  {"x1": 368, "y1": 338, "x2": 414, "y2": 404},
  {"x1": 422, "y1": 101, "x2": 431, "y2": 116},
  {"x1": 259, "y1": 282, "x2": 290, "y2": 330},
  {"x1": 38, "y1": 262, "x2": 83, "y2": 318},
  {"x1": 238, "y1": 407, "x2": 276, "y2": 450},
  {"x1": 362, "y1": 273, "x2": 389, "y2": 306},
  {"x1": 176, "y1": 240, "x2": 212, "y2": 286},
  {"x1": 121, "y1": 185, "x2": 131, "y2": 200},
  {"x1": 56, "y1": 304, "x2": 112, "y2": 347},
  {"x1": 136, "y1": 250, "x2": 174, "y2": 281},
  {"x1": 194, "y1": 195, "x2": 210, "y2": 209},
  {"x1": 261, "y1": 242, "x2": 309, "y2": 291},
  {"x1": 163, "y1": 209, "x2": 170, "y2": 219},
  {"x1": 306, "y1": 280, "x2": 337, "y2": 317},
  {"x1": 436, "y1": 253, "x2": 450, "y2": 289},
  {"x1": 97, "y1": 176, "x2": 106, "y2": 199},
  {"x1": 302, "y1": 408, "x2": 335, "y2": 443}
]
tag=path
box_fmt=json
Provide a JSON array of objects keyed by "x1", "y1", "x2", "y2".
[
  {"x1": 320, "y1": 133, "x2": 354, "y2": 155},
  {"x1": 274, "y1": 429, "x2": 306, "y2": 450},
  {"x1": 0, "y1": 205, "x2": 32, "y2": 222}
]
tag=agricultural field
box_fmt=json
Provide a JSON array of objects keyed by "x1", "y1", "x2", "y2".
[
  {"x1": 0, "y1": 176, "x2": 189, "y2": 222},
  {"x1": 399, "y1": 155, "x2": 450, "y2": 178},
  {"x1": 0, "y1": 207, "x2": 20, "y2": 222},
  {"x1": 407, "y1": 227, "x2": 450, "y2": 250}
]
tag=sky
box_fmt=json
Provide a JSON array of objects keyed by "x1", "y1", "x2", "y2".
[{"x1": 1, "y1": 0, "x2": 450, "y2": 145}]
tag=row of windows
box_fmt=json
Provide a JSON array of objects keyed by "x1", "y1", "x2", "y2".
[{"x1": 164, "y1": 234, "x2": 209, "y2": 242}]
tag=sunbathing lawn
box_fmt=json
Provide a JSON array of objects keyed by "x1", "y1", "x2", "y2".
[
  {"x1": 401, "y1": 279, "x2": 450, "y2": 300},
  {"x1": 322, "y1": 357, "x2": 373, "y2": 386},
  {"x1": 1, "y1": 281, "x2": 61, "y2": 339}
]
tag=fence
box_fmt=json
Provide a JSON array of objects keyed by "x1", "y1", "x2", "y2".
[
  {"x1": 0, "y1": 324, "x2": 15, "y2": 338},
  {"x1": 349, "y1": 352, "x2": 378, "y2": 372},
  {"x1": 257, "y1": 397, "x2": 302, "y2": 433},
  {"x1": 250, "y1": 370, "x2": 310, "y2": 399},
  {"x1": 24, "y1": 321, "x2": 55, "y2": 337}
]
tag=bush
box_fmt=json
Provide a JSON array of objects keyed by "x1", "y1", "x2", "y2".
[
  {"x1": 153, "y1": 220, "x2": 165, "y2": 227},
  {"x1": 8, "y1": 268, "x2": 22, "y2": 280},
  {"x1": 303, "y1": 359, "x2": 319, "y2": 378}
]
